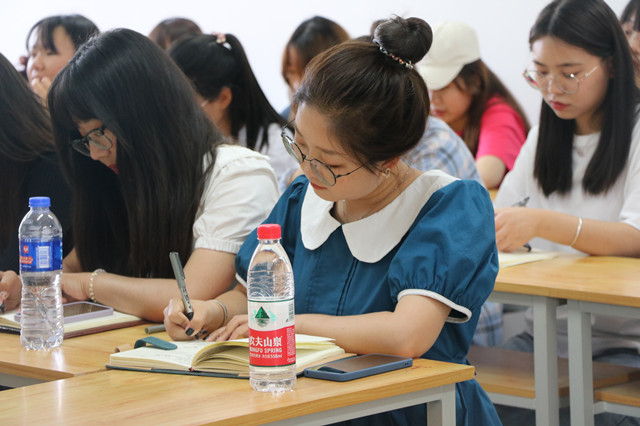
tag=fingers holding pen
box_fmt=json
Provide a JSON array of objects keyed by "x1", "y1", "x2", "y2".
[
  {"x1": 163, "y1": 298, "x2": 216, "y2": 340},
  {"x1": 0, "y1": 270, "x2": 22, "y2": 311},
  {"x1": 164, "y1": 298, "x2": 192, "y2": 340}
]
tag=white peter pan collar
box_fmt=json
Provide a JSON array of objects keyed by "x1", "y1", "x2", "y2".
[{"x1": 300, "y1": 171, "x2": 457, "y2": 263}]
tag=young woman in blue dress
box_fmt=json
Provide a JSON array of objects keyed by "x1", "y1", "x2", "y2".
[{"x1": 165, "y1": 16, "x2": 500, "y2": 425}]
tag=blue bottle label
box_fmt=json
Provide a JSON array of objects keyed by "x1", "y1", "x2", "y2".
[{"x1": 19, "y1": 238, "x2": 63, "y2": 272}]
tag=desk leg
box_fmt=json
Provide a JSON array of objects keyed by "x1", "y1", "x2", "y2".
[
  {"x1": 426, "y1": 383, "x2": 456, "y2": 426},
  {"x1": 532, "y1": 296, "x2": 559, "y2": 426},
  {"x1": 568, "y1": 300, "x2": 594, "y2": 426}
]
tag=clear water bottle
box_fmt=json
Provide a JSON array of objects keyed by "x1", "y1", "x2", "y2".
[
  {"x1": 247, "y1": 223, "x2": 296, "y2": 392},
  {"x1": 18, "y1": 196, "x2": 64, "y2": 350}
]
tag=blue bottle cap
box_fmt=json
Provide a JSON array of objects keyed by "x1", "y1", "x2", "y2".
[{"x1": 29, "y1": 196, "x2": 51, "y2": 208}]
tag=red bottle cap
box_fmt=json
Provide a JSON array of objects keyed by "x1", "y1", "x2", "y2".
[{"x1": 257, "y1": 224, "x2": 281, "y2": 240}]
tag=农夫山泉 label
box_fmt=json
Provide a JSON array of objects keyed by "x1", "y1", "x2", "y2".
[
  {"x1": 19, "y1": 238, "x2": 62, "y2": 272},
  {"x1": 248, "y1": 299, "x2": 295, "y2": 367}
]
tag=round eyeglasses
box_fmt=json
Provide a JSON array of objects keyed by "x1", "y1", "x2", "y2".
[
  {"x1": 281, "y1": 124, "x2": 363, "y2": 187},
  {"x1": 70, "y1": 125, "x2": 113, "y2": 157},
  {"x1": 522, "y1": 65, "x2": 599, "y2": 95}
]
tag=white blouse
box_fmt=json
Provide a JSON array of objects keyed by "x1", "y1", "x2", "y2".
[{"x1": 193, "y1": 144, "x2": 280, "y2": 254}]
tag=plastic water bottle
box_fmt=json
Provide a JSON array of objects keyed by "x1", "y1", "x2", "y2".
[
  {"x1": 18, "y1": 196, "x2": 64, "y2": 350},
  {"x1": 247, "y1": 224, "x2": 296, "y2": 392}
]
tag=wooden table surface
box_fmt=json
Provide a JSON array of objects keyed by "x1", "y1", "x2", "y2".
[
  {"x1": 0, "y1": 358, "x2": 474, "y2": 425},
  {"x1": 0, "y1": 324, "x2": 153, "y2": 381},
  {"x1": 495, "y1": 255, "x2": 640, "y2": 307}
]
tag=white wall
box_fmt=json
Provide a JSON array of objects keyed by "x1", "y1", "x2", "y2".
[{"x1": 0, "y1": 0, "x2": 629, "y2": 125}]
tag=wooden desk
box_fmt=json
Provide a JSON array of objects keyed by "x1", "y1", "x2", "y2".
[
  {"x1": 0, "y1": 358, "x2": 473, "y2": 426},
  {"x1": 0, "y1": 324, "x2": 153, "y2": 386},
  {"x1": 492, "y1": 255, "x2": 640, "y2": 426}
]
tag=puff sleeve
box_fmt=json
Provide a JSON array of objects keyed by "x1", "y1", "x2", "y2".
[{"x1": 387, "y1": 180, "x2": 498, "y2": 322}]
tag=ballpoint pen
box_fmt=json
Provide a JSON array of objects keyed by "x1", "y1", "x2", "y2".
[
  {"x1": 512, "y1": 196, "x2": 530, "y2": 208},
  {"x1": 168, "y1": 253, "x2": 209, "y2": 339},
  {"x1": 0, "y1": 291, "x2": 6, "y2": 314},
  {"x1": 512, "y1": 196, "x2": 532, "y2": 252},
  {"x1": 169, "y1": 251, "x2": 194, "y2": 321}
]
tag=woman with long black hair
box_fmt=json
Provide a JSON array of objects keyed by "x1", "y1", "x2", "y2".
[{"x1": 43, "y1": 28, "x2": 278, "y2": 322}]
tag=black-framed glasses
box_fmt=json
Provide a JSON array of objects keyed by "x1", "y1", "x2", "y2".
[
  {"x1": 281, "y1": 123, "x2": 363, "y2": 187},
  {"x1": 70, "y1": 125, "x2": 113, "y2": 157},
  {"x1": 522, "y1": 65, "x2": 599, "y2": 95}
]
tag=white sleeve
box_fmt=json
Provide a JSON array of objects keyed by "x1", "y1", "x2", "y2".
[
  {"x1": 621, "y1": 119, "x2": 640, "y2": 230},
  {"x1": 193, "y1": 147, "x2": 280, "y2": 253},
  {"x1": 494, "y1": 126, "x2": 539, "y2": 208}
]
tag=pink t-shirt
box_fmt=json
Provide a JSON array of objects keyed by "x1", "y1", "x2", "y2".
[{"x1": 475, "y1": 96, "x2": 527, "y2": 170}]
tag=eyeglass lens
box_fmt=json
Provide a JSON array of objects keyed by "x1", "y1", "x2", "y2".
[
  {"x1": 282, "y1": 133, "x2": 338, "y2": 186},
  {"x1": 72, "y1": 128, "x2": 112, "y2": 156},
  {"x1": 524, "y1": 71, "x2": 580, "y2": 94}
]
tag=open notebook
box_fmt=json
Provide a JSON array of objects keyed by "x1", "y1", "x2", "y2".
[
  {"x1": 108, "y1": 334, "x2": 350, "y2": 379},
  {"x1": 0, "y1": 307, "x2": 144, "y2": 337},
  {"x1": 498, "y1": 249, "x2": 559, "y2": 269}
]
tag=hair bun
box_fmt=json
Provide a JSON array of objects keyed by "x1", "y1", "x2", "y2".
[{"x1": 373, "y1": 16, "x2": 432, "y2": 64}]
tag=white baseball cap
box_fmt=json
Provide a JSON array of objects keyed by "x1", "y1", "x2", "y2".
[{"x1": 417, "y1": 21, "x2": 481, "y2": 90}]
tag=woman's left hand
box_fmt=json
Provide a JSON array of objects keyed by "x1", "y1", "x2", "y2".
[
  {"x1": 494, "y1": 207, "x2": 540, "y2": 252},
  {"x1": 206, "y1": 314, "x2": 249, "y2": 342},
  {"x1": 0, "y1": 270, "x2": 22, "y2": 311},
  {"x1": 60, "y1": 272, "x2": 90, "y2": 303}
]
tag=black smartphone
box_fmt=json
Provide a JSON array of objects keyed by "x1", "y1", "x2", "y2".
[{"x1": 303, "y1": 354, "x2": 413, "y2": 382}]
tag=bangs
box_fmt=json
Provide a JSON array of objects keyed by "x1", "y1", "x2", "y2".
[
  {"x1": 49, "y1": 69, "x2": 98, "y2": 136},
  {"x1": 27, "y1": 20, "x2": 59, "y2": 53}
]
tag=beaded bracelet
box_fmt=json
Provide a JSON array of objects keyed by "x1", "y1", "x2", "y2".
[
  {"x1": 211, "y1": 299, "x2": 228, "y2": 327},
  {"x1": 89, "y1": 269, "x2": 106, "y2": 303},
  {"x1": 569, "y1": 217, "x2": 583, "y2": 247}
]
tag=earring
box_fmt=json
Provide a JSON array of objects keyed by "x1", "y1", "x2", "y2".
[{"x1": 383, "y1": 168, "x2": 391, "y2": 179}]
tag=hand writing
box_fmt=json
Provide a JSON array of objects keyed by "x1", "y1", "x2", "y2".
[
  {"x1": 495, "y1": 207, "x2": 539, "y2": 252},
  {"x1": 0, "y1": 270, "x2": 21, "y2": 311},
  {"x1": 163, "y1": 298, "x2": 216, "y2": 341}
]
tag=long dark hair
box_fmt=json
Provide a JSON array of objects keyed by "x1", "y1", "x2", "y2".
[
  {"x1": 0, "y1": 53, "x2": 55, "y2": 247},
  {"x1": 453, "y1": 60, "x2": 530, "y2": 156},
  {"x1": 294, "y1": 16, "x2": 432, "y2": 169},
  {"x1": 531, "y1": 0, "x2": 640, "y2": 196},
  {"x1": 48, "y1": 28, "x2": 222, "y2": 277},
  {"x1": 26, "y1": 14, "x2": 98, "y2": 53},
  {"x1": 169, "y1": 33, "x2": 285, "y2": 151}
]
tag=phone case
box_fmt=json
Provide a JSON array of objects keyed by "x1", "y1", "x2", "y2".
[{"x1": 303, "y1": 354, "x2": 413, "y2": 382}]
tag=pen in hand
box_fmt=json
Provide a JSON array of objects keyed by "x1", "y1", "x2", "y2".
[
  {"x1": 0, "y1": 291, "x2": 7, "y2": 314},
  {"x1": 512, "y1": 196, "x2": 530, "y2": 208},
  {"x1": 511, "y1": 196, "x2": 532, "y2": 252},
  {"x1": 169, "y1": 252, "x2": 195, "y2": 336}
]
